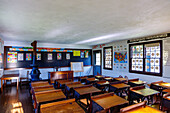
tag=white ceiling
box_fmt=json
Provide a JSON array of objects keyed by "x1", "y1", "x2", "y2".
[{"x1": 0, "y1": 0, "x2": 170, "y2": 46}]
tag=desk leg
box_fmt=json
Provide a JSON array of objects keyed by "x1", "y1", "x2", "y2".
[
  {"x1": 1, "y1": 79, "x2": 3, "y2": 92},
  {"x1": 17, "y1": 78, "x2": 19, "y2": 91}
]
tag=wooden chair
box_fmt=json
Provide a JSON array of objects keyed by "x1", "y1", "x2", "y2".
[
  {"x1": 119, "y1": 75, "x2": 123, "y2": 78},
  {"x1": 161, "y1": 93, "x2": 170, "y2": 112},
  {"x1": 20, "y1": 71, "x2": 29, "y2": 86},
  {"x1": 129, "y1": 86, "x2": 145, "y2": 104},
  {"x1": 120, "y1": 101, "x2": 147, "y2": 113}
]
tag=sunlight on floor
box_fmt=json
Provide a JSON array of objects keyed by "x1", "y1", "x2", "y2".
[{"x1": 11, "y1": 102, "x2": 24, "y2": 113}]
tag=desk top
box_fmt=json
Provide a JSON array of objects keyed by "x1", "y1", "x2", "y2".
[
  {"x1": 122, "y1": 106, "x2": 163, "y2": 113},
  {"x1": 92, "y1": 93, "x2": 128, "y2": 110},
  {"x1": 110, "y1": 83, "x2": 130, "y2": 89},
  {"x1": 104, "y1": 77, "x2": 113, "y2": 81},
  {"x1": 96, "y1": 81, "x2": 110, "y2": 86},
  {"x1": 31, "y1": 82, "x2": 50, "y2": 88},
  {"x1": 163, "y1": 89, "x2": 170, "y2": 93},
  {"x1": 40, "y1": 99, "x2": 85, "y2": 113},
  {"x1": 154, "y1": 82, "x2": 170, "y2": 89},
  {"x1": 1, "y1": 74, "x2": 19, "y2": 79},
  {"x1": 57, "y1": 79, "x2": 73, "y2": 85},
  {"x1": 129, "y1": 80, "x2": 145, "y2": 85},
  {"x1": 35, "y1": 89, "x2": 66, "y2": 103},
  {"x1": 86, "y1": 78, "x2": 99, "y2": 82},
  {"x1": 33, "y1": 85, "x2": 54, "y2": 93},
  {"x1": 114, "y1": 78, "x2": 127, "y2": 81},
  {"x1": 95, "y1": 75, "x2": 104, "y2": 79},
  {"x1": 74, "y1": 85, "x2": 101, "y2": 95},
  {"x1": 131, "y1": 88, "x2": 159, "y2": 97},
  {"x1": 66, "y1": 83, "x2": 85, "y2": 89}
]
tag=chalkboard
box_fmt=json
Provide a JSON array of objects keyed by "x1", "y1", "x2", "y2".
[
  {"x1": 71, "y1": 62, "x2": 84, "y2": 72},
  {"x1": 5, "y1": 47, "x2": 92, "y2": 69}
]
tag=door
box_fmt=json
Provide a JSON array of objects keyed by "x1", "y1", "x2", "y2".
[{"x1": 93, "y1": 50, "x2": 102, "y2": 75}]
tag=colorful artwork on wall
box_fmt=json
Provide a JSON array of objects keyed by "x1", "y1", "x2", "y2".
[
  {"x1": 18, "y1": 53, "x2": 24, "y2": 61},
  {"x1": 85, "y1": 51, "x2": 89, "y2": 58},
  {"x1": 0, "y1": 53, "x2": 2, "y2": 63},
  {"x1": 7, "y1": 52, "x2": 17, "y2": 63},
  {"x1": 81, "y1": 52, "x2": 84, "y2": 58},
  {"x1": 26, "y1": 53, "x2": 32, "y2": 61},
  {"x1": 48, "y1": 53, "x2": 52, "y2": 60},
  {"x1": 73, "y1": 50, "x2": 80, "y2": 56},
  {"x1": 57, "y1": 53, "x2": 62, "y2": 60},
  {"x1": 37, "y1": 53, "x2": 41, "y2": 60},
  {"x1": 114, "y1": 51, "x2": 127, "y2": 63},
  {"x1": 66, "y1": 53, "x2": 70, "y2": 60}
]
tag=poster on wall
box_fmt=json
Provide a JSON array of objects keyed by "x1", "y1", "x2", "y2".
[
  {"x1": 85, "y1": 51, "x2": 89, "y2": 58},
  {"x1": 48, "y1": 53, "x2": 52, "y2": 60},
  {"x1": 7, "y1": 52, "x2": 17, "y2": 63},
  {"x1": 66, "y1": 53, "x2": 70, "y2": 60},
  {"x1": 73, "y1": 50, "x2": 80, "y2": 56},
  {"x1": 0, "y1": 53, "x2": 2, "y2": 63},
  {"x1": 57, "y1": 53, "x2": 62, "y2": 60},
  {"x1": 18, "y1": 53, "x2": 24, "y2": 61},
  {"x1": 37, "y1": 53, "x2": 41, "y2": 60},
  {"x1": 26, "y1": 53, "x2": 32, "y2": 61},
  {"x1": 81, "y1": 52, "x2": 84, "y2": 58}
]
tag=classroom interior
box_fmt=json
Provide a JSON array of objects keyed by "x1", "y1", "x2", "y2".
[{"x1": 1, "y1": 0, "x2": 170, "y2": 113}]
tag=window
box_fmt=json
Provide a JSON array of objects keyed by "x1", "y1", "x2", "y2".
[
  {"x1": 104, "y1": 46, "x2": 113, "y2": 70},
  {"x1": 96, "y1": 53, "x2": 101, "y2": 65},
  {"x1": 129, "y1": 40, "x2": 162, "y2": 76}
]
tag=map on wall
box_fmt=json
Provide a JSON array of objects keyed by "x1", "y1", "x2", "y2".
[
  {"x1": 113, "y1": 44, "x2": 128, "y2": 71},
  {"x1": 7, "y1": 52, "x2": 17, "y2": 63},
  {"x1": 114, "y1": 51, "x2": 127, "y2": 63}
]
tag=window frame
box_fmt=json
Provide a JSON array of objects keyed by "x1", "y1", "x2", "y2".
[
  {"x1": 129, "y1": 40, "x2": 162, "y2": 76},
  {"x1": 103, "y1": 46, "x2": 113, "y2": 70}
]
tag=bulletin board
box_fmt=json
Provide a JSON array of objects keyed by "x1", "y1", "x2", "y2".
[
  {"x1": 70, "y1": 62, "x2": 84, "y2": 72},
  {"x1": 4, "y1": 46, "x2": 92, "y2": 69}
]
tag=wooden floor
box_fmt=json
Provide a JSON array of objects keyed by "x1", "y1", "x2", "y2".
[
  {"x1": 0, "y1": 84, "x2": 34, "y2": 113},
  {"x1": 0, "y1": 83, "x2": 161, "y2": 113}
]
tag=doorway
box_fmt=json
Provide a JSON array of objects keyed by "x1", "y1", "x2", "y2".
[{"x1": 93, "y1": 50, "x2": 102, "y2": 75}]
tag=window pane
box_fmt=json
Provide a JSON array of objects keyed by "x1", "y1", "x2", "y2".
[{"x1": 104, "y1": 47, "x2": 112, "y2": 69}]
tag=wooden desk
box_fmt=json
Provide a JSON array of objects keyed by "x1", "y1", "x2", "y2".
[
  {"x1": 74, "y1": 85, "x2": 101, "y2": 103},
  {"x1": 31, "y1": 81, "x2": 50, "y2": 88},
  {"x1": 154, "y1": 82, "x2": 170, "y2": 89},
  {"x1": 128, "y1": 80, "x2": 145, "y2": 87},
  {"x1": 0, "y1": 74, "x2": 19, "y2": 92},
  {"x1": 122, "y1": 106, "x2": 163, "y2": 113},
  {"x1": 34, "y1": 89, "x2": 66, "y2": 113},
  {"x1": 56, "y1": 79, "x2": 72, "y2": 88},
  {"x1": 96, "y1": 81, "x2": 110, "y2": 92},
  {"x1": 92, "y1": 93, "x2": 128, "y2": 113},
  {"x1": 95, "y1": 75, "x2": 104, "y2": 80},
  {"x1": 32, "y1": 85, "x2": 54, "y2": 93},
  {"x1": 109, "y1": 83, "x2": 130, "y2": 96},
  {"x1": 163, "y1": 89, "x2": 170, "y2": 93},
  {"x1": 104, "y1": 77, "x2": 113, "y2": 81},
  {"x1": 114, "y1": 78, "x2": 127, "y2": 82},
  {"x1": 131, "y1": 88, "x2": 159, "y2": 104},
  {"x1": 65, "y1": 82, "x2": 85, "y2": 98},
  {"x1": 86, "y1": 77, "x2": 99, "y2": 84},
  {"x1": 40, "y1": 99, "x2": 85, "y2": 113}
]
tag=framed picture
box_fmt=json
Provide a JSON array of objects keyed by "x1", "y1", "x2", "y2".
[
  {"x1": 57, "y1": 53, "x2": 62, "y2": 60},
  {"x1": 66, "y1": 53, "x2": 70, "y2": 60},
  {"x1": 48, "y1": 53, "x2": 52, "y2": 60},
  {"x1": 37, "y1": 53, "x2": 41, "y2": 60},
  {"x1": 85, "y1": 51, "x2": 89, "y2": 58},
  {"x1": 8, "y1": 52, "x2": 17, "y2": 63},
  {"x1": 26, "y1": 53, "x2": 32, "y2": 61},
  {"x1": 18, "y1": 53, "x2": 24, "y2": 61},
  {"x1": 81, "y1": 52, "x2": 84, "y2": 58}
]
